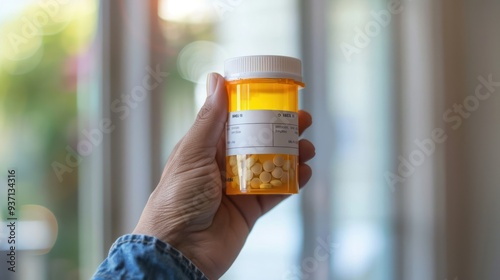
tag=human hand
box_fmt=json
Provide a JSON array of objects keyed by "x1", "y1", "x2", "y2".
[{"x1": 133, "y1": 73, "x2": 315, "y2": 279}]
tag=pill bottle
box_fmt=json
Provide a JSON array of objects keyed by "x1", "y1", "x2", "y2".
[{"x1": 224, "y1": 55, "x2": 305, "y2": 195}]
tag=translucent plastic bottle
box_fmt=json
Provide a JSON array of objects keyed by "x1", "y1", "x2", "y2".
[{"x1": 224, "y1": 55, "x2": 305, "y2": 195}]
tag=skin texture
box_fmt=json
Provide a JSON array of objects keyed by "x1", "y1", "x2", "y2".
[{"x1": 133, "y1": 73, "x2": 315, "y2": 279}]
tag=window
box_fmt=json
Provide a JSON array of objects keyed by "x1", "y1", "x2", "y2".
[
  {"x1": 0, "y1": 1, "x2": 98, "y2": 279},
  {"x1": 4, "y1": 1, "x2": 500, "y2": 279}
]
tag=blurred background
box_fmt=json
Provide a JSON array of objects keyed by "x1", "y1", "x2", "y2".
[{"x1": 0, "y1": 0, "x2": 499, "y2": 279}]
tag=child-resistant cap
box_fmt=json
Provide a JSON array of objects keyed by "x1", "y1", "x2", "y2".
[{"x1": 224, "y1": 55, "x2": 303, "y2": 83}]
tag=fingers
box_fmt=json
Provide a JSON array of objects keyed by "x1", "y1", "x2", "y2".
[
  {"x1": 253, "y1": 113, "x2": 314, "y2": 213},
  {"x1": 297, "y1": 111, "x2": 314, "y2": 187},
  {"x1": 299, "y1": 139, "x2": 315, "y2": 163},
  {"x1": 177, "y1": 73, "x2": 228, "y2": 157},
  {"x1": 298, "y1": 110, "x2": 312, "y2": 136},
  {"x1": 255, "y1": 127, "x2": 315, "y2": 213},
  {"x1": 298, "y1": 163, "x2": 312, "y2": 188}
]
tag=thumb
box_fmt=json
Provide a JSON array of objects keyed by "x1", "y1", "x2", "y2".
[{"x1": 178, "y1": 73, "x2": 228, "y2": 158}]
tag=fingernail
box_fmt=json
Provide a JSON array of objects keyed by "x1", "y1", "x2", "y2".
[{"x1": 206, "y1": 73, "x2": 218, "y2": 97}]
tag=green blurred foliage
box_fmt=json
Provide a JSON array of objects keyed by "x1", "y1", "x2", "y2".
[{"x1": 0, "y1": 1, "x2": 97, "y2": 279}]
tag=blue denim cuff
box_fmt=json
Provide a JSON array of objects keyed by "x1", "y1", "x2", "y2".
[{"x1": 93, "y1": 234, "x2": 208, "y2": 280}]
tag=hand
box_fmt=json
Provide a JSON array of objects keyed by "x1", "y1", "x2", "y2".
[{"x1": 133, "y1": 73, "x2": 315, "y2": 279}]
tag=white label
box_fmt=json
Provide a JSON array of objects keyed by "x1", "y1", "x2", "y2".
[{"x1": 226, "y1": 110, "x2": 299, "y2": 156}]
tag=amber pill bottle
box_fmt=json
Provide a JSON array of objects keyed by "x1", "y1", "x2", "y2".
[{"x1": 224, "y1": 55, "x2": 305, "y2": 195}]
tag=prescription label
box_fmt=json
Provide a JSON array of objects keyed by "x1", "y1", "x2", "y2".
[{"x1": 226, "y1": 110, "x2": 299, "y2": 156}]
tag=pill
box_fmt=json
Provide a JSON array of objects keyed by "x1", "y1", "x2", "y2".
[
  {"x1": 273, "y1": 155, "x2": 285, "y2": 167},
  {"x1": 270, "y1": 180, "x2": 282, "y2": 187},
  {"x1": 281, "y1": 172, "x2": 289, "y2": 183},
  {"x1": 263, "y1": 160, "x2": 275, "y2": 172},
  {"x1": 246, "y1": 155, "x2": 257, "y2": 167},
  {"x1": 251, "y1": 162, "x2": 263, "y2": 175},
  {"x1": 250, "y1": 178, "x2": 261, "y2": 189},
  {"x1": 229, "y1": 156, "x2": 237, "y2": 167},
  {"x1": 232, "y1": 165, "x2": 239, "y2": 176},
  {"x1": 282, "y1": 160, "x2": 291, "y2": 171},
  {"x1": 259, "y1": 172, "x2": 271, "y2": 183},
  {"x1": 272, "y1": 167, "x2": 283, "y2": 179},
  {"x1": 245, "y1": 170, "x2": 253, "y2": 181},
  {"x1": 260, "y1": 183, "x2": 272, "y2": 189}
]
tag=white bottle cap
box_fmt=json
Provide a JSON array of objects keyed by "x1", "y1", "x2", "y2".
[{"x1": 224, "y1": 55, "x2": 303, "y2": 83}]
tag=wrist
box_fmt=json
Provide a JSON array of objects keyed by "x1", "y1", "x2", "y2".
[{"x1": 131, "y1": 227, "x2": 215, "y2": 278}]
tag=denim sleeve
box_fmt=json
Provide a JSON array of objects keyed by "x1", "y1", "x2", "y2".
[{"x1": 92, "y1": 234, "x2": 208, "y2": 280}]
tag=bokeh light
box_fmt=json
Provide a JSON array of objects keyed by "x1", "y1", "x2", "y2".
[
  {"x1": 19, "y1": 205, "x2": 59, "y2": 254},
  {"x1": 0, "y1": 18, "x2": 43, "y2": 62},
  {"x1": 1, "y1": 43, "x2": 44, "y2": 75},
  {"x1": 0, "y1": 0, "x2": 95, "y2": 75},
  {"x1": 176, "y1": 40, "x2": 227, "y2": 83},
  {"x1": 159, "y1": 0, "x2": 218, "y2": 23}
]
